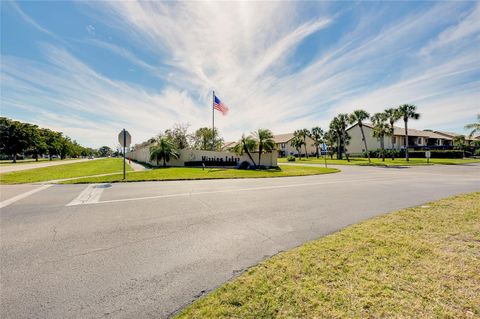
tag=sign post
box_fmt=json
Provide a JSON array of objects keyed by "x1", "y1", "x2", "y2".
[
  {"x1": 425, "y1": 150, "x2": 431, "y2": 164},
  {"x1": 118, "y1": 129, "x2": 132, "y2": 179}
]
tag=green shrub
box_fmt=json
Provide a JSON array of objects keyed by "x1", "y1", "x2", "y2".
[
  {"x1": 287, "y1": 155, "x2": 296, "y2": 162},
  {"x1": 475, "y1": 149, "x2": 480, "y2": 156},
  {"x1": 406, "y1": 150, "x2": 464, "y2": 158}
]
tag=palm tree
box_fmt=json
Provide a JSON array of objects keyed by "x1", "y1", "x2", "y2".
[
  {"x1": 453, "y1": 135, "x2": 467, "y2": 150},
  {"x1": 397, "y1": 104, "x2": 420, "y2": 161},
  {"x1": 349, "y1": 109, "x2": 371, "y2": 163},
  {"x1": 149, "y1": 137, "x2": 179, "y2": 167},
  {"x1": 294, "y1": 129, "x2": 310, "y2": 158},
  {"x1": 371, "y1": 112, "x2": 389, "y2": 161},
  {"x1": 233, "y1": 134, "x2": 258, "y2": 168},
  {"x1": 253, "y1": 129, "x2": 275, "y2": 168},
  {"x1": 290, "y1": 136, "x2": 305, "y2": 158},
  {"x1": 329, "y1": 114, "x2": 350, "y2": 160},
  {"x1": 465, "y1": 114, "x2": 480, "y2": 138},
  {"x1": 310, "y1": 127, "x2": 324, "y2": 158},
  {"x1": 384, "y1": 107, "x2": 401, "y2": 160},
  {"x1": 324, "y1": 130, "x2": 336, "y2": 159}
]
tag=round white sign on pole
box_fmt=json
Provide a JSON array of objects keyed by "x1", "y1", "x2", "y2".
[
  {"x1": 118, "y1": 130, "x2": 132, "y2": 147},
  {"x1": 425, "y1": 150, "x2": 431, "y2": 158}
]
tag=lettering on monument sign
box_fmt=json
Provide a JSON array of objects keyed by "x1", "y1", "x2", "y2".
[{"x1": 184, "y1": 155, "x2": 241, "y2": 167}]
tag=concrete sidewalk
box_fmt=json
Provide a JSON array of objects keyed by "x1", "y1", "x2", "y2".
[{"x1": 126, "y1": 159, "x2": 150, "y2": 171}]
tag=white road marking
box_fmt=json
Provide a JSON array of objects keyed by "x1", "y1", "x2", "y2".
[
  {"x1": 66, "y1": 184, "x2": 109, "y2": 206},
  {"x1": 0, "y1": 184, "x2": 52, "y2": 209},
  {"x1": 82, "y1": 176, "x2": 403, "y2": 206}
]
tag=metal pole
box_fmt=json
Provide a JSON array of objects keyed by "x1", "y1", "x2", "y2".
[
  {"x1": 324, "y1": 145, "x2": 327, "y2": 168},
  {"x1": 212, "y1": 90, "x2": 215, "y2": 151},
  {"x1": 123, "y1": 128, "x2": 126, "y2": 180}
]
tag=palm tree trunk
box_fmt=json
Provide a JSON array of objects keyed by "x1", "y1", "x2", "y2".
[
  {"x1": 360, "y1": 125, "x2": 370, "y2": 163},
  {"x1": 381, "y1": 135, "x2": 385, "y2": 161},
  {"x1": 13, "y1": 154, "x2": 17, "y2": 163},
  {"x1": 163, "y1": 157, "x2": 166, "y2": 167},
  {"x1": 337, "y1": 136, "x2": 342, "y2": 160},
  {"x1": 404, "y1": 120, "x2": 409, "y2": 161},
  {"x1": 258, "y1": 145, "x2": 262, "y2": 169},
  {"x1": 244, "y1": 145, "x2": 257, "y2": 168},
  {"x1": 391, "y1": 122, "x2": 395, "y2": 160},
  {"x1": 316, "y1": 145, "x2": 319, "y2": 158},
  {"x1": 304, "y1": 138, "x2": 308, "y2": 159}
]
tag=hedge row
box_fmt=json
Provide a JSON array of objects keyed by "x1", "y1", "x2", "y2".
[
  {"x1": 406, "y1": 150, "x2": 464, "y2": 158},
  {"x1": 357, "y1": 149, "x2": 465, "y2": 159}
]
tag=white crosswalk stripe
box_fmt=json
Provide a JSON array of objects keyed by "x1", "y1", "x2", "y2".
[
  {"x1": 66, "y1": 184, "x2": 109, "y2": 206},
  {"x1": 0, "y1": 184, "x2": 52, "y2": 209}
]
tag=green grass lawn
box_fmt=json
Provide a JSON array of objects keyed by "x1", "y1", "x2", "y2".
[
  {"x1": 175, "y1": 192, "x2": 480, "y2": 319},
  {"x1": 278, "y1": 157, "x2": 480, "y2": 166},
  {"x1": 61, "y1": 165, "x2": 339, "y2": 184},
  {"x1": 0, "y1": 158, "x2": 131, "y2": 184}
]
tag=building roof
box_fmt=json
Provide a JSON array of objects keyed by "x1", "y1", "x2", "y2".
[
  {"x1": 434, "y1": 130, "x2": 478, "y2": 141},
  {"x1": 273, "y1": 133, "x2": 295, "y2": 143},
  {"x1": 222, "y1": 141, "x2": 238, "y2": 150},
  {"x1": 347, "y1": 122, "x2": 452, "y2": 140},
  {"x1": 393, "y1": 127, "x2": 450, "y2": 139}
]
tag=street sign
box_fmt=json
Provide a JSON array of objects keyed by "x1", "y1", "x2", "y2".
[
  {"x1": 118, "y1": 130, "x2": 132, "y2": 147},
  {"x1": 118, "y1": 129, "x2": 131, "y2": 180},
  {"x1": 425, "y1": 151, "x2": 431, "y2": 158}
]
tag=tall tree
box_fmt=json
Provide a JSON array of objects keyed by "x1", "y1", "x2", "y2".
[
  {"x1": 323, "y1": 130, "x2": 336, "y2": 159},
  {"x1": 371, "y1": 112, "x2": 389, "y2": 161},
  {"x1": 464, "y1": 114, "x2": 480, "y2": 139},
  {"x1": 59, "y1": 136, "x2": 73, "y2": 160},
  {"x1": 149, "y1": 137, "x2": 179, "y2": 167},
  {"x1": 98, "y1": 146, "x2": 113, "y2": 157},
  {"x1": 29, "y1": 128, "x2": 48, "y2": 161},
  {"x1": 253, "y1": 129, "x2": 275, "y2": 168},
  {"x1": 233, "y1": 134, "x2": 257, "y2": 168},
  {"x1": 452, "y1": 135, "x2": 467, "y2": 151},
  {"x1": 349, "y1": 109, "x2": 371, "y2": 163},
  {"x1": 294, "y1": 129, "x2": 310, "y2": 158},
  {"x1": 0, "y1": 118, "x2": 37, "y2": 162},
  {"x1": 43, "y1": 129, "x2": 63, "y2": 160},
  {"x1": 384, "y1": 108, "x2": 401, "y2": 159},
  {"x1": 192, "y1": 127, "x2": 223, "y2": 151},
  {"x1": 329, "y1": 114, "x2": 350, "y2": 160},
  {"x1": 290, "y1": 136, "x2": 305, "y2": 159},
  {"x1": 310, "y1": 127, "x2": 324, "y2": 158},
  {"x1": 164, "y1": 123, "x2": 190, "y2": 150},
  {"x1": 397, "y1": 104, "x2": 420, "y2": 161}
]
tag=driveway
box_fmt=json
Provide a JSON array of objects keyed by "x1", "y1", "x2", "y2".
[{"x1": 1, "y1": 164, "x2": 479, "y2": 318}]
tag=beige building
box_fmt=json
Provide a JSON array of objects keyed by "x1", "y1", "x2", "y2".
[
  {"x1": 346, "y1": 123, "x2": 454, "y2": 154},
  {"x1": 274, "y1": 133, "x2": 317, "y2": 157}
]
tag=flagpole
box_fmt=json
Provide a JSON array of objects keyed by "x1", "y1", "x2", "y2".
[{"x1": 212, "y1": 90, "x2": 215, "y2": 151}]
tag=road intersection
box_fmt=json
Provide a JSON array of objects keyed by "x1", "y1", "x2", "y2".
[{"x1": 1, "y1": 164, "x2": 479, "y2": 318}]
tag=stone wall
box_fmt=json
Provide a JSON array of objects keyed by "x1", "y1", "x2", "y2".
[{"x1": 127, "y1": 145, "x2": 277, "y2": 168}]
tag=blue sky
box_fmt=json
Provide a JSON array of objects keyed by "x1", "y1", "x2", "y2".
[{"x1": 1, "y1": 1, "x2": 479, "y2": 148}]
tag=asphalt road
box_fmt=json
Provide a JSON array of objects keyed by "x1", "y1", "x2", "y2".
[{"x1": 1, "y1": 164, "x2": 479, "y2": 319}]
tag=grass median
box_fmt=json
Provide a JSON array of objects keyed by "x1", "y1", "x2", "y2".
[
  {"x1": 278, "y1": 157, "x2": 480, "y2": 166},
  {"x1": 0, "y1": 158, "x2": 130, "y2": 184},
  {"x1": 175, "y1": 192, "x2": 480, "y2": 319},
  {"x1": 61, "y1": 165, "x2": 339, "y2": 184}
]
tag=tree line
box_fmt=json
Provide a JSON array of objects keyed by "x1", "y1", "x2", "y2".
[{"x1": 0, "y1": 117, "x2": 96, "y2": 163}]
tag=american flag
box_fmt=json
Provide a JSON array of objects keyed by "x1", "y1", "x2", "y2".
[{"x1": 214, "y1": 94, "x2": 229, "y2": 115}]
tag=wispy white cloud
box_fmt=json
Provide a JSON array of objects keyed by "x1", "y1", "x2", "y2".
[{"x1": 2, "y1": 1, "x2": 479, "y2": 146}]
